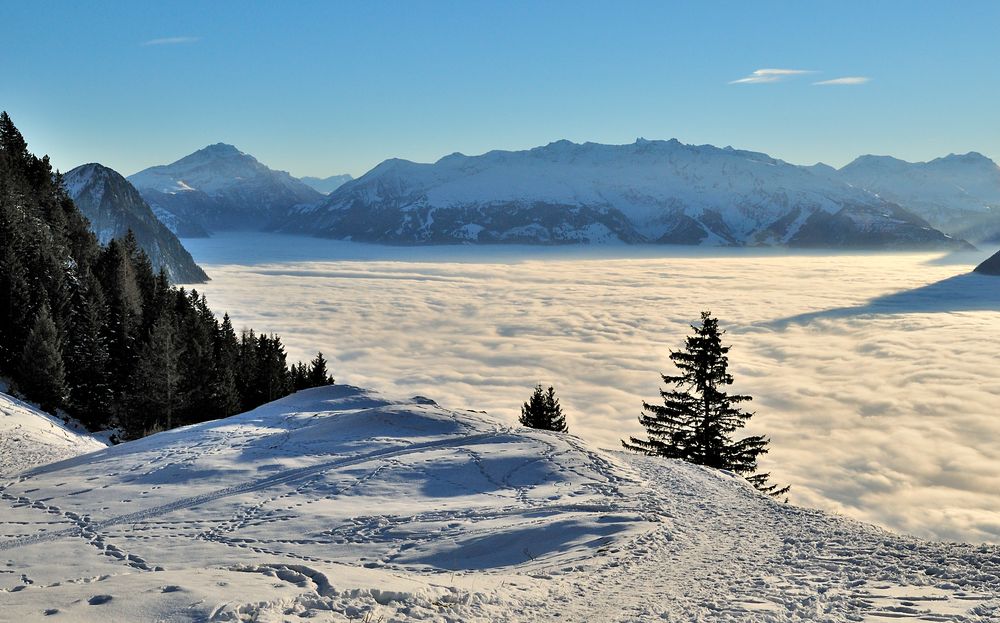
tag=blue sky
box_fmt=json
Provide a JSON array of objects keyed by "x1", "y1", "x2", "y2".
[{"x1": 3, "y1": 1, "x2": 998, "y2": 178}]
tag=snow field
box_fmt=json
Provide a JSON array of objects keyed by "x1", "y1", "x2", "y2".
[
  {"x1": 0, "y1": 391, "x2": 107, "y2": 479},
  {"x1": 1, "y1": 385, "x2": 997, "y2": 621}
]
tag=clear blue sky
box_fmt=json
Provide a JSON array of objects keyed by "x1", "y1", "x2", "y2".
[{"x1": 3, "y1": 1, "x2": 998, "y2": 178}]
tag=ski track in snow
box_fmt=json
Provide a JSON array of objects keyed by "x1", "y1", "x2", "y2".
[{"x1": 0, "y1": 385, "x2": 998, "y2": 621}]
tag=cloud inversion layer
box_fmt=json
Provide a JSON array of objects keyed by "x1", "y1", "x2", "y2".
[{"x1": 184, "y1": 235, "x2": 1000, "y2": 544}]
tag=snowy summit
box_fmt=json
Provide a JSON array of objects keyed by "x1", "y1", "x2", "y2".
[
  {"x1": 1, "y1": 385, "x2": 997, "y2": 621},
  {"x1": 128, "y1": 143, "x2": 324, "y2": 233}
]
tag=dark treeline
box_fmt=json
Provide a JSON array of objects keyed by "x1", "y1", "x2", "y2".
[{"x1": 0, "y1": 112, "x2": 332, "y2": 440}]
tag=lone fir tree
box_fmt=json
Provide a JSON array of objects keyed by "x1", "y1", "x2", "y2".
[
  {"x1": 520, "y1": 384, "x2": 568, "y2": 433},
  {"x1": 308, "y1": 351, "x2": 334, "y2": 387},
  {"x1": 623, "y1": 312, "x2": 788, "y2": 497}
]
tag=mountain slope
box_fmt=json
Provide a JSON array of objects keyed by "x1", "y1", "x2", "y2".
[
  {"x1": 975, "y1": 249, "x2": 1000, "y2": 275},
  {"x1": 282, "y1": 139, "x2": 964, "y2": 249},
  {"x1": 835, "y1": 152, "x2": 1000, "y2": 242},
  {"x1": 0, "y1": 390, "x2": 107, "y2": 478},
  {"x1": 1, "y1": 385, "x2": 996, "y2": 621},
  {"x1": 63, "y1": 164, "x2": 208, "y2": 283},
  {"x1": 128, "y1": 143, "x2": 325, "y2": 232},
  {"x1": 300, "y1": 173, "x2": 353, "y2": 194}
]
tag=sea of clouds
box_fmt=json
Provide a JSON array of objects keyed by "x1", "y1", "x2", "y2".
[{"x1": 183, "y1": 234, "x2": 1000, "y2": 543}]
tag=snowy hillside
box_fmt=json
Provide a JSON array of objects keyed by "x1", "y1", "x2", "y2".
[
  {"x1": 1, "y1": 385, "x2": 997, "y2": 621},
  {"x1": 975, "y1": 248, "x2": 1000, "y2": 275},
  {"x1": 281, "y1": 139, "x2": 964, "y2": 249},
  {"x1": 834, "y1": 152, "x2": 1000, "y2": 242},
  {"x1": 128, "y1": 143, "x2": 324, "y2": 233},
  {"x1": 0, "y1": 391, "x2": 106, "y2": 478},
  {"x1": 63, "y1": 163, "x2": 209, "y2": 283}
]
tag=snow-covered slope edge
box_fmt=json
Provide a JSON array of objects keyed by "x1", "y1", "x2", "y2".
[
  {"x1": 0, "y1": 385, "x2": 996, "y2": 621},
  {"x1": 975, "y1": 248, "x2": 1000, "y2": 275},
  {"x1": 0, "y1": 390, "x2": 107, "y2": 478},
  {"x1": 282, "y1": 139, "x2": 967, "y2": 249}
]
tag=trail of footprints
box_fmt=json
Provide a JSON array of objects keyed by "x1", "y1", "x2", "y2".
[{"x1": 1, "y1": 490, "x2": 160, "y2": 578}]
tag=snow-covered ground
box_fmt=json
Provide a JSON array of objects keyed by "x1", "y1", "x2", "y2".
[
  {"x1": 2, "y1": 385, "x2": 997, "y2": 621},
  {"x1": 179, "y1": 234, "x2": 1000, "y2": 544},
  {"x1": 0, "y1": 390, "x2": 107, "y2": 478}
]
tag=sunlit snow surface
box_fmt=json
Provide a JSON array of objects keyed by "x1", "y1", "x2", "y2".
[
  {"x1": 179, "y1": 234, "x2": 1000, "y2": 545},
  {"x1": 2, "y1": 386, "x2": 998, "y2": 621},
  {"x1": 0, "y1": 392, "x2": 107, "y2": 478}
]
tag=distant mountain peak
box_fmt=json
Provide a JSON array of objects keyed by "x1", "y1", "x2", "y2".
[
  {"x1": 844, "y1": 151, "x2": 998, "y2": 171},
  {"x1": 298, "y1": 173, "x2": 354, "y2": 195},
  {"x1": 840, "y1": 154, "x2": 908, "y2": 171},
  {"x1": 181, "y1": 143, "x2": 254, "y2": 165},
  {"x1": 64, "y1": 163, "x2": 208, "y2": 283},
  {"x1": 128, "y1": 144, "x2": 324, "y2": 233},
  {"x1": 931, "y1": 151, "x2": 997, "y2": 167},
  {"x1": 200, "y1": 142, "x2": 243, "y2": 155},
  {"x1": 835, "y1": 149, "x2": 1000, "y2": 242}
]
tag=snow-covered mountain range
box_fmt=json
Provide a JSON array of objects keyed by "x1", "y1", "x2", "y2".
[
  {"x1": 63, "y1": 164, "x2": 209, "y2": 283},
  {"x1": 1, "y1": 384, "x2": 997, "y2": 621},
  {"x1": 128, "y1": 143, "x2": 325, "y2": 233},
  {"x1": 820, "y1": 152, "x2": 1000, "y2": 243},
  {"x1": 279, "y1": 139, "x2": 967, "y2": 249},
  {"x1": 300, "y1": 173, "x2": 353, "y2": 195}
]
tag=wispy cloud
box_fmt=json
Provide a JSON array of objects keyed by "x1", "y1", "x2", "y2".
[
  {"x1": 813, "y1": 76, "x2": 871, "y2": 86},
  {"x1": 141, "y1": 36, "x2": 201, "y2": 47},
  {"x1": 729, "y1": 68, "x2": 815, "y2": 84}
]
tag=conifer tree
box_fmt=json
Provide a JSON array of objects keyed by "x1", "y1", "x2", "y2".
[
  {"x1": 64, "y1": 272, "x2": 112, "y2": 429},
  {"x1": 308, "y1": 351, "x2": 334, "y2": 387},
  {"x1": 126, "y1": 310, "x2": 179, "y2": 438},
  {"x1": 290, "y1": 361, "x2": 308, "y2": 392},
  {"x1": 17, "y1": 304, "x2": 68, "y2": 413},
  {"x1": 208, "y1": 314, "x2": 241, "y2": 418},
  {"x1": 623, "y1": 312, "x2": 788, "y2": 497},
  {"x1": 520, "y1": 384, "x2": 568, "y2": 432}
]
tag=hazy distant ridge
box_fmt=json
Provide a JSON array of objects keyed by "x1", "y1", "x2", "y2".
[
  {"x1": 820, "y1": 152, "x2": 1000, "y2": 243},
  {"x1": 300, "y1": 173, "x2": 353, "y2": 195}
]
